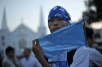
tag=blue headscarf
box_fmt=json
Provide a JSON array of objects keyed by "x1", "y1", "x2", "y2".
[{"x1": 48, "y1": 6, "x2": 71, "y2": 25}]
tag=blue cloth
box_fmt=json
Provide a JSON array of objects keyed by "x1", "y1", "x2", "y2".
[
  {"x1": 49, "y1": 61, "x2": 68, "y2": 67},
  {"x1": 39, "y1": 19, "x2": 86, "y2": 59},
  {"x1": 48, "y1": 6, "x2": 71, "y2": 25}
]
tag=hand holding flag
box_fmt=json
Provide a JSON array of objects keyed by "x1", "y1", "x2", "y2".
[{"x1": 38, "y1": 18, "x2": 86, "y2": 59}]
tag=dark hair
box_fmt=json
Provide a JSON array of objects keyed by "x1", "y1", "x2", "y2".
[
  {"x1": 5, "y1": 46, "x2": 15, "y2": 55},
  {"x1": 85, "y1": 27, "x2": 94, "y2": 39}
]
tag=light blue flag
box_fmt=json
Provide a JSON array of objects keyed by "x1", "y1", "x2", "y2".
[{"x1": 39, "y1": 19, "x2": 86, "y2": 59}]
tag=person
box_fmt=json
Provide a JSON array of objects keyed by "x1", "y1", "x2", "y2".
[
  {"x1": 85, "y1": 27, "x2": 102, "y2": 67},
  {"x1": 32, "y1": 5, "x2": 89, "y2": 67},
  {"x1": 20, "y1": 48, "x2": 42, "y2": 67},
  {"x1": 2, "y1": 46, "x2": 19, "y2": 67},
  {"x1": 0, "y1": 52, "x2": 3, "y2": 67}
]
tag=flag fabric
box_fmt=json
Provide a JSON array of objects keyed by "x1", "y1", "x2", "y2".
[{"x1": 39, "y1": 19, "x2": 86, "y2": 59}]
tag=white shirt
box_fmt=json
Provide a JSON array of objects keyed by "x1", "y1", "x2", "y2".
[
  {"x1": 48, "y1": 46, "x2": 89, "y2": 67},
  {"x1": 2, "y1": 56, "x2": 19, "y2": 67},
  {"x1": 88, "y1": 48, "x2": 102, "y2": 67},
  {"x1": 70, "y1": 46, "x2": 89, "y2": 67},
  {"x1": 20, "y1": 56, "x2": 42, "y2": 67}
]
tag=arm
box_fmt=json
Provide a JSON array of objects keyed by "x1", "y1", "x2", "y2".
[
  {"x1": 33, "y1": 57, "x2": 44, "y2": 67},
  {"x1": 70, "y1": 46, "x2": 89, "y2": 67},
  {"x1": 32, "y1": 39, "x2": 50, "y2": 67}
]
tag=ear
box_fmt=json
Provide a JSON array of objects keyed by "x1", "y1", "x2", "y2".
[
  {"x1": 86, "y1": 37, "x2": 90, "y2": 42},
  {"x1": 86, "y1": 37, "x2": 89, "y2": 43},
  {"x1": 87, "y1": 37, "x2": 91, "y2": 41}
]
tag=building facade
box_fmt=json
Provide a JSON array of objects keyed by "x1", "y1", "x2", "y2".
[{"x1": 0, "y1": 7, "x2": 46, "y2": 57}]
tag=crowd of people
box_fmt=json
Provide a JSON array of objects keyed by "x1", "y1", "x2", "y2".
[
  {"x1": 0, "y1": 5, "x2": 102, "y2": 67},
  {"x1": 1, "y1": 46, "x2": 41, "y2": 67}
]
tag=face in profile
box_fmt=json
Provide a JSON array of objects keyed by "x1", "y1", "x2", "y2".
[
  {"x1": 48, "y1": 17, "x2": 68, "y2": 33},
  {"x1": 8, "y1": 50, "x2": 15, "y2": 58},
  {"x1": 87, "y1": 37, "x2": 94, "y2": 47}
]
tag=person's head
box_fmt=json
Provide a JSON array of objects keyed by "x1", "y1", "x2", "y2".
[
  {"x1": 6, "y1": 46, "x2": 15, "y2": 58},
  {"x1": 23, "y1": 48, "x2": 31, "y2": 58},
  {"x1": 48, "y1": 6, "x2": 71, "y2": 33},
  {"x1": 85, "y1": 27, "x2": 94, "y2": 47}
]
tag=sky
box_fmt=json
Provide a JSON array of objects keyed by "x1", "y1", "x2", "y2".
[{"x1": 0, "y1": 0, "x2": 87, "y2": 33}]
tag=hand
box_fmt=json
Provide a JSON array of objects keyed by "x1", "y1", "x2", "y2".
[
  {"x1": 32, "y1": 39, "x2": 44, "y2": 60},
  {"x1": 32, "y1": 39, "x2": 50, "y2": 67}
]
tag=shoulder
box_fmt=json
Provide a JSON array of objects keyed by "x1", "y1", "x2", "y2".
[
  {"x1": 88, "y1": 48, "x2": 99, "y2": 55},
  {"x1": 74, "y1": 46, "x2": 89, "y2": 58},
  {"x1": 2, "y1": 58, "x2": 8, "y2": 63},
  {"x1": 30, "y1": 56, "x2": 37, "y2": 59},
  {"x1": 76, "y1": 46, "x2": 88, "y2": 53},
  {"x1": 88, "y1": 48, "x2": 97, "y2": 51},
  {"x1": 88, "y1": 48, "x2": 102, "y2": 59},
  {"x1": 70, "y1": 46, "x2": 89, "y2": 67},
  {"x1": 2, "y1": 59, "x2": 9, "y2": 65},
  {"x1": 29, "y1": 56, "x2": 38, "y2": 61}
]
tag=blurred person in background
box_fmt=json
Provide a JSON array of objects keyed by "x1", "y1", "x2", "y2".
[
  {"x1": 2, "y1": 46, "x2": 19, "y2": 67},
  {"x1": 85, "y1": 27, "x2": 102, "y2": 67},
  {"x1": 93, "y1": 44, "x2": 102, "y2": 54},
  {"x1": 20, "y1": 48, "x2": 42, "y2": 67},
  {"x1": 0, "y1": 52, "x2": 3, "y2": 67}
]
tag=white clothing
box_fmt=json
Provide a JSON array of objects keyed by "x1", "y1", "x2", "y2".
[
  {"x1": 70, "y1": 46, "x2": 89, "y2": 67},
  {"x1": 88, "y1": 48, "x2": 102, "y2": 67},
  {"x1": 20, "y1": 56, "x2": 42, "y2": 67},
  {"x1": 2, "y1": 56, "x2": 18, "y2": 67},
  {"x1": 48, "y1": 46, "x2": 89, "y2": 67}
]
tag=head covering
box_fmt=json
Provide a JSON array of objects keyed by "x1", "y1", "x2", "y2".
[{"x1": 48, "y1": 5, "x2": 71, "y2": 25}]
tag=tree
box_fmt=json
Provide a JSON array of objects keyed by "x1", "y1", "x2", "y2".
[{"x1": 82, "y1": 0, "x2": 102, "y2": 24}]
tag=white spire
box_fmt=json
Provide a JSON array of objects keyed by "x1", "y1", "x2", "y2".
[
  {"x1": 1, "y1": 7, "x2": 8, "y2": 30},
  {"x1": 39, "y1": 6, "x2": 45, "y2": 27},
  {"x1": 38, "y1": 6, "x2": 46, "y2": 36}
]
